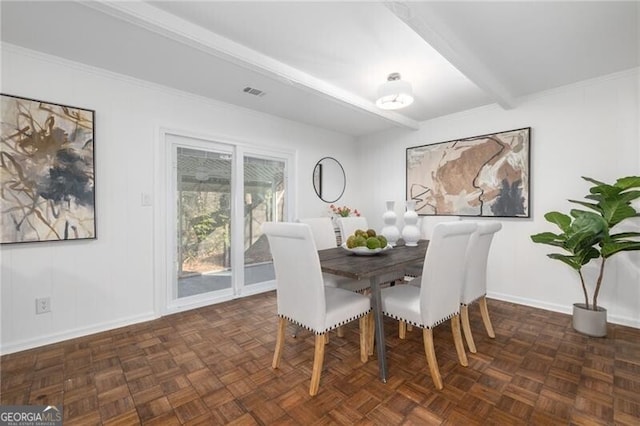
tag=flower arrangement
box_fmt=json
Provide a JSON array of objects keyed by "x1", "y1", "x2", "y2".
[{"x1": 329, "y1": 204, "x2": 360, "y2": 217}]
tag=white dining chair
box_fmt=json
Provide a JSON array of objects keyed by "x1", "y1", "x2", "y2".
[
  {"x1": 263, "y1": 222, "x2": 371, "y2": 396},
  {"x1": 298, "y1": 217, "x2": 370, "y2": 294},
  {"x1": 405, "y1": 216, "x2": 461, "y2": 278},
  {"x1": 297, "y1": 217, "x2": 338, "y2": 250},
  {"x1": 336, "y1": 216, "x2": 368, "y2": 242},
  {"x1": 380, "y1": 221, "x2": 477, "y2": 390},
  {"x1": 460, "y1": 221, "x2": 502, "y2": 353}
]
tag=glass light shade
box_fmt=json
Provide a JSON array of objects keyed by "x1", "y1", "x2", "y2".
[{"x1": 376, "y1": 79, "x2": 414, "y2": 110}]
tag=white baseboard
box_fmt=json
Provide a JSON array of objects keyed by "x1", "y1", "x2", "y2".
[
  {"x1": 488, "y1": 292, "x2": 640, "y2": 329},
  {"x1": 0, "y1": 311, "x2": 159, "y2": 355},
  {"x1": 1, "y1": 284, "x2": 277, "y2": 355}
]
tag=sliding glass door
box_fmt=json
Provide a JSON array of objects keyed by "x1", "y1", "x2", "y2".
[
  {"x1": 166, "y1": 132, "x2": 291, "y2": 308},
  {"x1": 175, "y1": 145, "x2": 233, "y2": 298}
]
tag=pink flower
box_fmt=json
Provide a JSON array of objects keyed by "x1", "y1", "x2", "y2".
[{"x1": 329, "y1": 205, "x2": 359, "y2": 217}]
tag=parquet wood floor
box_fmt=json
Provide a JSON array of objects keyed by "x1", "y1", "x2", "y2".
[{"x1": 2, "y1": 292, "x2": 639, "y2": 425}]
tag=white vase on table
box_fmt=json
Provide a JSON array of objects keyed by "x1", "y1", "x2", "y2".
[
  {"x1": 380, "y1": 200, "x2": 400, "y2": 246},
  {"x1": 402, "y1": 200, "x2": 421, "y2": 247}
]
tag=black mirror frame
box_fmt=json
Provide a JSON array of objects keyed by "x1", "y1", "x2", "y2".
[{"x1": 313, "y1": 156, "x2": 345, "y2": 203}]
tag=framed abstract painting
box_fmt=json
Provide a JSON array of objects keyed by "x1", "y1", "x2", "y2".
[
  {"x1": 406, "y1": 127, "x2": 530, "y2": 218},
  {"x1": 1, "y1": 94, "x2": 96, "y2": 244}
]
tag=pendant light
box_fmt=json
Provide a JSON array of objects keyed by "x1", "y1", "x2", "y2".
[{"x1": 376, "y1": 72, "x2": 414, "y2": 110}]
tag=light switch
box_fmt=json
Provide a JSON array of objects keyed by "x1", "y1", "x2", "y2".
[{"x1": 141, "y1": 192, "x2": 152, "y2": 206}]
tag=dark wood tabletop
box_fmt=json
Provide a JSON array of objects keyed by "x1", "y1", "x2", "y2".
[
  {"x1": 319, "y1": 239, "x2": 428, "y2": 279},
  {"x1": 318, "y1": 239, "x2": 429, "y2": 382}
]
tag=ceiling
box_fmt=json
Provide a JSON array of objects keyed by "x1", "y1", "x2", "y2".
[{"x1": 1, "y1": 1, "x2": 638, "y2": 137}]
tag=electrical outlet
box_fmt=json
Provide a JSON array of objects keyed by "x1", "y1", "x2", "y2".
[{"x1": 36, "y1": 297, "x2": 51, "y2": 314}]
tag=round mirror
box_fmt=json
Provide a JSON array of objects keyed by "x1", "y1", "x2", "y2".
[{"x1": 313, "y1": 157, "x2": 346, "y2": 203}]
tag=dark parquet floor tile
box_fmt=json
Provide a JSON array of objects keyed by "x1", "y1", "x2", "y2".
[{"x1": 2, "y1": 293, "x2": 640, "y2": 425}]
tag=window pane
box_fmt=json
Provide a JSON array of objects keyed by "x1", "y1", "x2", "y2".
[
  {"x1": 243, "y1": 156, "x2": 285, "y2": 285},
  {"x1": 176, "y1": 147, "x2": 232, "y2": 298}
]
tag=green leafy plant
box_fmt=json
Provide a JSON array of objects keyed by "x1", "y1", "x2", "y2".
[{"x1": 531, "y1": 176, "x2": 640, "y2": 310}]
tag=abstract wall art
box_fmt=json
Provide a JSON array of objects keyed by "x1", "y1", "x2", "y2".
[
  {"x1": 406, "y1": 127, "x2": 530, "y2": 218},
  {"x1": 1, "y1": 94, "x2": 96, "y2": 244}
]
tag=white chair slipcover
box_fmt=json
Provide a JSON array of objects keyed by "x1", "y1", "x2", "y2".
[
  {"x1": 263, "y1": 222, "x2": 371, "y2": 396},
  {"x1": 460, "y1": 221, "x2": 502, "y2": 353},
  {"x1": 298, "y1": 217, "x2": 370, "y2": 293},
  {"x1": 405, "y1": 216, "x2": 461, "y2": 278},
  {"x1": 381, "y1": 221, "x2": 477, "y2": 390}
]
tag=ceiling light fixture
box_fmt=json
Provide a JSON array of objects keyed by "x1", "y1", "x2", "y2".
[{"x1": 376, "y1": 72, "x2": 414, "y2": 110}]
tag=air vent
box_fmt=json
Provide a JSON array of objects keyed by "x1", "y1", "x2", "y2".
[{"x1": 243, "y1": 86, "x2": 266, "y2": 97}]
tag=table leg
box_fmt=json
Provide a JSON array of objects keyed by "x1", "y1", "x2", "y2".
[{"x1": 369, "y1": 275, "x2": 387, "y2": 382}]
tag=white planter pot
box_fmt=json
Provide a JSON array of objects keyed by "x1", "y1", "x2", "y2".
[{"x1": 572, "y1": 303, "x2": 607, "y2": 337}]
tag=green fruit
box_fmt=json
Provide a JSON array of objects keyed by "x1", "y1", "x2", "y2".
[
  {"x1": 366, "y1": 229, "x2": 377, "y2": 237},
  {"x1": 366, "y1": 236, "x2": 381, "y2": 249},
  {"x1": 354, "y1": 229, "x2": 366, "y2": 238},
  {"x1": 377, "y1": 235, "x2": 388, "y2": 247},
  {"x1": 353, "y1": 236, "x2": 367, "y2": 247},
  {"x1": 346, "y1": 235, "x2": 357, "y2": 248}
]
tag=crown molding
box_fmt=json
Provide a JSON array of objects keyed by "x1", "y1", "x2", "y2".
[
  {"x1": 80, "y1": 1, "x2": 420, "y2": 131},
  {"x1": 1, "y1": 42, "x2": 357, "y2": 139}
]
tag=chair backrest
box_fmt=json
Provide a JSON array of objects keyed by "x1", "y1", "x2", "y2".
[
  {"x1": 263, "y1": 222, "x2": 326, "y2": 331},
  {"x1": 297, "y1": 217, "x2": 337, "y2": 250},
  {"x1": 420, "y1": 216, "x2": 461, "y2": 240},
  {"x1": 462, "y1": 221, "x2": 502, "y2": 304},
  {"x1": 336, "y1": 216, "x2": 368, "y2": 241},
  {"x1": 418, "y1": 221, "x2": 477, "y2": 327}
]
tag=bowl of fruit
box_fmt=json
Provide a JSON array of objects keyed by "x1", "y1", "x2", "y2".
[{"x1": 341, "y1": 229, "x2": 391, "y2": 256}]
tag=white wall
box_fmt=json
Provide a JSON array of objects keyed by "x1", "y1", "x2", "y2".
[
  {"x1": 357, "y1": 69, "x2": 640, "y2": 327},
  {"x1": 0, "y1": 45, "x2": 360, "y2": 354}
]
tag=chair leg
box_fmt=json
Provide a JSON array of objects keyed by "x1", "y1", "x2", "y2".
[
  {"x1": 460, "y1": 305, "x2": 477, "y2": 353},
  {"x1": 399, "y1": 320, "x2": 407, "y2": 339},
  {"x1": 422, "y1": 328, "x2": 443, "y2": 390},
  {"x1": 407, "y1": 324, "x2": 413, "y2": 332},
  {"x1": 310, "y1": 333, "x2": 326, "y2": 396},
  {"x1": 479, "y1": 296, "x2": 496, "y2": 338},
  {"x1": 359, "y1": 314, "x2": 369, "y2": 362},
  {"x1": 337, "y1": 326, "x2": 345, "y2": 338},
  {"x1": 451, "y1": 314, "x2": 469, "y2": 367},
  {"x1": 272, "y1": 317, "x2": 286, "y2": 369},
  {"x1": 368, "y1": 313, "x2": 375, "y2": 356},
  {"x1": 324, "y1": 333, "x2": 330, "y2": 344}
]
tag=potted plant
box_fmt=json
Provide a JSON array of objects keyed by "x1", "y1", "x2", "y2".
[{"x1": 530, "y1": 176, "x2": 640, "y2": 336}]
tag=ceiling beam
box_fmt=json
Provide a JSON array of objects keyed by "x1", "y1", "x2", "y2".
[
  {"x1": 81, "y1": 1, "x2": 420, "y2": 131},
  {"x1": 385, "y1": 1, "x2": 516, "y2": 110}
]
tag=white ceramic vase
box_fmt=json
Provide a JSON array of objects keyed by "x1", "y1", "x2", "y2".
[
  {"x1": 402, "y1": 200, "x2": 421, "y2": 247},
  {"x1": 380, "y1": 201, "x2": 400, "y2": 247}
]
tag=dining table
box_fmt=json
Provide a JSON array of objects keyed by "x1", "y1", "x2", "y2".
[{"x1": 318, "y1": 239, "x2": 429, "y2": 382}]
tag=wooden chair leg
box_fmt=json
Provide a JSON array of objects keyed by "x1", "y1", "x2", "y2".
[
  {"x1": 368, "y1": 313, "x2": 374, "y2": 356},
  {"x1": 479, "y1": 296, "x2": 496, "y2": 338},
  {"x1": 422, "y1": 328, "x2": 443, "y2": 390},
  {"x1": 407, "y1": 324, "x2": 413, "y2": 332},
  {"x1": 272, "y1": 317, "x2": 286, "y2": 369},
  {"x1": 451, "y1": 314, "x2": 468, "y2": 367},
  {"x1": 359, "y1": 315, "x2": 368, "y2": 362},
  {"x1": 399, "y1": 320, "x2": 407, "y2": 339},
  {"x1": 337, "y1": 326, "x2": 345, "y2": 338},
  {"x1": 460, "y1": 305, "x2": 477, "y2": 353},
  {"x1": 324, "y1": 333, "x2": 330, "y2": 344},
  {"x1": 310, "y1": 334, "x2": 326, "y2": 396}
]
